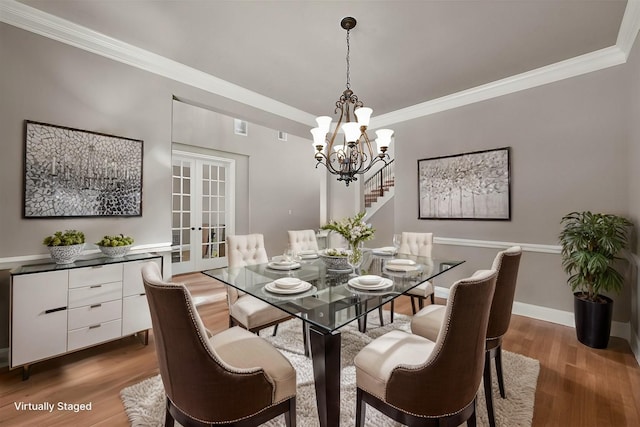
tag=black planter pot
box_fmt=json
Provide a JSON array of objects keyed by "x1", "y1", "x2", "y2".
[{"x1": 574, "y1": 292, "x2": 613, "y2": 349}]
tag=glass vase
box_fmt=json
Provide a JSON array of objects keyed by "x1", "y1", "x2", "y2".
[{"x1": 347, "y1": 242, "x2": 364, "y2": 276}]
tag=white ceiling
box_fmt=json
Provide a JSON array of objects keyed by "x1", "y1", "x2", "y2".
[{"x1": 10, "y1": 0, "x2": 631, "y2": 128}]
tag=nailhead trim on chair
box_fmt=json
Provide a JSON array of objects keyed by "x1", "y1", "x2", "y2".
[
  {"x1": 378, "y1": 272, "x2": 495, "y2": 418},
  {"x1": 168, "y1": 395, "x2": 291, "y2": 425},
  {"x1": 359, "y1": 383, "x2": 472, "y2": 419}
]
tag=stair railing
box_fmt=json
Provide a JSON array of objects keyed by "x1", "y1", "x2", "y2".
[{"x1": 364, "y1": 160, "x2": 395, "y2": 206}]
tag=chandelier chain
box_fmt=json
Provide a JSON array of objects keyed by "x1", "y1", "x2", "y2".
[
  {"x1": 311, "y1": 16, "x2": 393, "y2": 187},
  {"x1": 346, "y1": 28, "x2": 351, "y2": 90}
]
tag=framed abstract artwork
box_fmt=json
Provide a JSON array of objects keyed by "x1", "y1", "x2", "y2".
[
  {"x1": 23, "y1": 120, "x2": 143, "y2": 218},
  {"x1": 418, "y1": 147, "x2": 511, "y2": 220}
]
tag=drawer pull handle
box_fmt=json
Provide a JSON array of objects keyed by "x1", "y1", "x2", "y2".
[
  {"x1": 91, "y1": 266, "x2": 104, "y2": 269},
  {"x1": 90, "y1": 304, "x2": 102, "y2": 309},
  {"x1": 90, "y1": 285, "x2": 102, "y2": 289},
  {"x1": 139, "y1": 293, "x2": 146, "y2": 297},
  {"x1": 89, "y1": 324, "x2": 101, "y2": 329},
  {"x1": 45, "y1": 306, "x2": 67, "y2": 314}
]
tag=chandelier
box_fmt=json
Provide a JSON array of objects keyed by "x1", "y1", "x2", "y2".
[{"x1": 311, "y1": 17, "x2": 394, "y2": 187}]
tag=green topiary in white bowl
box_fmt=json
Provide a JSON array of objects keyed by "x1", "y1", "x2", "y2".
[
  {"x1": 43, "y1": 230, "x2": 85, "y2": 264},
  {"x1": 96, "y1": 234, "x2": 134, "y2": 258}
]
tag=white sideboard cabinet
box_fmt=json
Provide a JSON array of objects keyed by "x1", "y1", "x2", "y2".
[{"x1": 10, "y1": 253, "x2": 162, "y2": 379}]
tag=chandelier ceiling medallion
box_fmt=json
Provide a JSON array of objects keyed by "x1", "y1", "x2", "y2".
[{"x1": 311, "y1": 17, "x2": 394, "y2": 187}]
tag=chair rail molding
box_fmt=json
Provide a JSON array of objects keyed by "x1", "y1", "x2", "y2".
[
  {"x1": 2, "y1": 0, "x2": 640, "y2": 129},
  {"x1": 433, "y1": 237, "x2": 561, "y2": 254}
]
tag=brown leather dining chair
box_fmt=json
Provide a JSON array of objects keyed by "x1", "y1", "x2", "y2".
[
  {"x1": 354, "y1": 269, "x2": 497, "y2": 427},
  {"x1": 411, "y1": 246, "x2": 522, "y2": 427},
  {"x1": 141, "y1": 262, "x2": 297, "y2": 427}
]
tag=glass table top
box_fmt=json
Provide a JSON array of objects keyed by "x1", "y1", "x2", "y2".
[{"x1": 202, "y1": 251, "x2": 464, "y2": 334}]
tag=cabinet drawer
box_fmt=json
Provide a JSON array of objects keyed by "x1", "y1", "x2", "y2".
[
  {"x1": 67, "y1": 319, "x2": 122, "y2": 352},
  {"x1": 122, "y1": 294, "x2": 151, "y2": 335},
  {"x1": 11, "y1": 271, "x2": 69, "y2": 368},
  {"x1": 69, "y1": 264, "x2": 122, "y2": 288},
  {"x1": 68, "y1": 282, "x2": 122, "y2": 308},
  {"x1": 123, "y1": 258, "x2": 161, "y2": 296},
  {"x1": 68, "y1": 300, "x2": 121, "y2": 330}
]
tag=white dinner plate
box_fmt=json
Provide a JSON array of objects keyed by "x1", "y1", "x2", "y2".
[
  {"x1": 267, "y1": 261, "x2": 302, "y2": 270},
  {"x1": 347, "y1": 277, "x2": 394, "y2": 291},
  {"x1": 264, "y1": 281, "x2": 313, "y2": 294}
]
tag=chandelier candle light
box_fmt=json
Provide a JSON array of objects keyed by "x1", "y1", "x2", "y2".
[{"x1": 311, "y1": 17, "x2": 394, "y2": 187}]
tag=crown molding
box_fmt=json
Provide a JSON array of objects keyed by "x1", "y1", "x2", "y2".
[
  {"x1": 370, "y1": 46, "x2": 626, "y2": 128},
  {"x1": 1, "y1": 0, "x2": 639, "y2": 128},
  {"x1": 617, "y1": 0, "x2": 640, "y2": 56},
  {"x1": 0, "y1": 0, "x2": 315, "y2": 126}
]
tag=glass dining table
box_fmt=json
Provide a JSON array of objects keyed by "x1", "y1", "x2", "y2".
[{"x1": 202, "y1": 250, "x2": 464, "y2": 427}]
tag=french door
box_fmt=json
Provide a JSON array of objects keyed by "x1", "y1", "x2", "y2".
[{"x1": 171, "y1": 151, "x2": 235, "y2": 274}]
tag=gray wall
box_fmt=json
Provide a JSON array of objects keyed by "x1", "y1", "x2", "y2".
[
  {"x1": 0, "y1": 23, "x2": 319, "y2": 350},
  {"x1": 0, "y1": 23, "x2": 319, "y2": 260},
  {"x1": 172, "y1": 101, "x2": 321, "y2": 256},
  {"x1": 391, "y1": 55, "x2": 632, "y2": 321},
  {"x1": 0, "y1": 24, "x2": 173, "y2": 257},
  {"x1": 626, "y1": 32, "x2": 640, "y2": 348}
]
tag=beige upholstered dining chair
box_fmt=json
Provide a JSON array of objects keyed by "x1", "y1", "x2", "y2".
[
  {"x1": 287, "y1": 229, "x2": 319, "y2": 252},
  {"x1": 354, "y1": 269, "x2": 497, "y2": 427},
  {"x1": 399, "y1": 232, "x2": 435, "y2": 313},
  {"x1": 141, "y1": 262, "x2": 297, "y2": 427},
  {"x1": 226, "y1": 234, "x2": 291, "y2": 335},
  {"x1": 411, "y1": 246, "x2": 522, "y2": 427}
]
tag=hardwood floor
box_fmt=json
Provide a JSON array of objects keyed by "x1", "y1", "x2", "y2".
[{"x1": 0, "y1": 272, "x2": 639, "y2": 426}]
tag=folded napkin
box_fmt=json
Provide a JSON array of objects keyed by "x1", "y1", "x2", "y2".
[
  {"x1": 387, "y1": 259, "x2": 416, "y2": 266},
  {"x1": 374, "y1": 246, "x2": 397, "y2": 254},
  {"x1": 385, "y1": 264, "x2": 419, "y2": 272},
  {"x1": 271, "y1": 257, "x2": 295, "y2": 265}
]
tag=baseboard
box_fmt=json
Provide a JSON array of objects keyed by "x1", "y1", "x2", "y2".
[
  {"x1": 435, "y1": 286, "x2": 632, "y2": 342},
  {"x1": 632, "y1": 327, "x2": 640, "y2": 367}
]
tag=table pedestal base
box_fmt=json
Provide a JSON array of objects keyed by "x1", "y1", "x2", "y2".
[{"x1": 309, "y1": 326, "x2": 341, "y2": 427}]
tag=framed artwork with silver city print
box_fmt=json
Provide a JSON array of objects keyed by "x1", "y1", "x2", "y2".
[{"x1": 23, "y1": 120, "x2": 143, "y2": 218}]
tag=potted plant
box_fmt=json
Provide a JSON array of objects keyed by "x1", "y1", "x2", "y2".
[
  {"x1": 96, "y1": 234, "x2": 134, "y2": 258},
  {"x1": 559, "y1": 211, "x2": 632, "y2": 348},
  {"x1": 42, "y1": 229, "x2": 85, "y2": 264}
]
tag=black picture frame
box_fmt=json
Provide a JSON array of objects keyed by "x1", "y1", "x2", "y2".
[
  {"x1": 23, "y1": 120, "x2": 143, "y2": 218},
  {"x1": 417, "y1": 147, "x2": 511, "y2": 220}
]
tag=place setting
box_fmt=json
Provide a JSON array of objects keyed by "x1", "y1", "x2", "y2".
[
  {"x1": 268, "y1": 248, "x2": 302, "y2": 270},
  {"x1": 346, "y1": 274, "x2": 394, "y2": 294},
  {"x1": 371, "y1": 246, "x2": 397, "y2": 256},
  {"x1": 262, "y1": 277, "x2": 317, "y2": 298},
  {"x1": 383, "y1": 258, "x2": 423, "y2": 274},
  {"x1": 298, "y1": 249, "x2": 319, "y2": 260}
]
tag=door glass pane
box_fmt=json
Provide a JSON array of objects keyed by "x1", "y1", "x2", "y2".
[{"x1": 172, "y1": 158, "x2": 193, "y2": 267}]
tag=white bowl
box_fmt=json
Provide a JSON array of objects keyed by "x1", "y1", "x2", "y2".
[
  {"x1": 358, "y1": 275, "x2": 382, "y2": 286},
  {"x1": 274, "y1": 277, "x2": 302, "y2": 289},
  {"x1": 98, "y1": 245, "x2": 132, "y2": 258},
  {"x1": 48, "y1": 243, "x2": 84, "y2": 265}
]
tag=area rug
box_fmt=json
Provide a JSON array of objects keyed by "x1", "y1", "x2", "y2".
[{"x1": 121, "y1": 312, "x2": 539, "y2": 426}]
